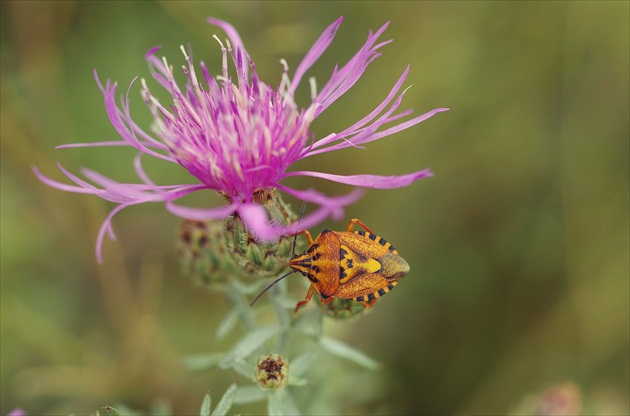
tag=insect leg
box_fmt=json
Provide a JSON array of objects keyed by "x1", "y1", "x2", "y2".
[
  {"x1": 360, "y1": 298, "x2": 379, "y2": 309},
  {"x1": 345, "y1": 218, "x2": 374, "y2": 234},
  {"x1": 294, "y1": 284, "x2": 316, "y2": 312},
  {"x1": 293, "y1": 229, "x2": 315, "y2": 245}
]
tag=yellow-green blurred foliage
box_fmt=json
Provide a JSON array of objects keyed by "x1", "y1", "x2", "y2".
[{"x1": 2, "y1": 1, "x2": 628, "y2": 414}]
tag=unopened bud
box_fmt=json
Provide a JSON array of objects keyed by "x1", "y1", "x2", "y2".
[
  {"x1": 224, "y1": 189, "x2": 301, "y2": 278},
  {"x1": 177, "y1": 220, "x2": 236, "y2": 286},
  {"x1": 318, "y1": 298, "x2": 370, "y2": 319},
  {"x1": 254, "y1": 354, "x2": 289, "y2": 389}
]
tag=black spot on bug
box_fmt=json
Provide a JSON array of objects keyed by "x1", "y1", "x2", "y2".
[
  {"x1": 346, "y1": 259, "x2": 353, "y2": 269},
  {"x1": 367, "y1": 293, "x2": 375, "y2": 301},
  {"x1": 378, "y1": 237, "x2": 386, "y2": 246},
  {"x1": 312, "y1": 265, "x2": 320, "y2": 273},
  {"x1": 355, "y1": 295, "x2": 365, "y2": 302},
  {"x1": 340, "y1": 268, "x2": 347, "y2": 279},
  {"x1": 378, "y1": 288, "x2": 387, "y2": 296},
  {"x1": 312, "y1": 253, "x2": 321, "y2": 260},
  {"x1": 357, "y1": 230, "x2": 366, "y2": 236},
  {"x1": 387, "y1": 283, "x2": 395, "y2": 290},
  {"x1": 340, "y1": 248, "x2": 348, "y2": 258},
  {"x1": 368, "y1": 233, "x2": 377, "y2": 241},
  {"x1": 388, "y1": 245, "x2": 396, "y2": 252}
]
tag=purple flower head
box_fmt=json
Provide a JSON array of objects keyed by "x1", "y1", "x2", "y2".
[{"x1": 34, "y1": 17, "x2": 448, "y2": 262}]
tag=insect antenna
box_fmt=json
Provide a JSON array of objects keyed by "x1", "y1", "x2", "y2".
[
  {"x1": 249, "y1": 270, "x2": 294, "y2": 306},
  {"x1": 291, "y1": 202, "x2": 307, "y2": 256},
  {"x1": 249, "y1": 202, "x2": 307, "y2": 307}
]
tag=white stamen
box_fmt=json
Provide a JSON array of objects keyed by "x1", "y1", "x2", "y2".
[
  {"x1": 231, "y1": 152, "x2": 245, "y2": 182},
  {"x1": 278, "y1": 59, "x2": 292, "y2": 98},
  {"x1": 212, "y1": 34, "x2": 229, "y2": 82},
  {"x1": 161, "y1": 56, "x2": 173, "y2": 78},
  {"x1": 140, "y1": 78, "x2": 175, "y2": 122},
  {"x1": 309, "y1": 76, "x2": 318, "y2": 100}
]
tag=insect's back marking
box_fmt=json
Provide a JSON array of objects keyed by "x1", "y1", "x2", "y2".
[
  {"x1": 339, "y1": 242, "x2": 380, "y2": 284},
  {"x1": 354, "y1": 282, "x2": 398, "y2": 302},
  {"x1": 354, "y1": 230, "x2": 398, "y2": 254}
]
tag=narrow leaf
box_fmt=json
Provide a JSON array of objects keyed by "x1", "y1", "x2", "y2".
[
  {"x1": 211, "y1": 383, "x2": 238, "y2": 416},
  {"x1": 268, "y1": 389, "x2": 300, "y2": 416},
  {"x1": 318, "y1": 336, "x2": 381, "y2": 370},
  {"x1": 183, "y1": 353, "x2": 225, "y2": 371},
  {"x1": 229, "y1": 277, "x2": 268, "y2": 295},
  {"x1": 231, "y1": 358, "x2": 254, "y2": 379},
  {"x1": 233, "y1": 385, "x2": 268, "y2": 404},
  {"x1": 215, "y1": 308, "x2": 240, "y2": 340},
  {"x1": 288, "y1": 377, "x2": 308, "y2": 386},
  {"x1": 219, "y1": 326, "x2": 279, "y2": 368},
  {"x1": 102, "y1": 407, "x2": 123, "y2": 416},
  {"x1": 199, "y1": 393, "x2": 211, "y2": 416},
  {"x1": 289, "y1": 350, "x2": 317, "y2": 377},
  {"x1": 108, "y1": 404, "x2": 138, "y2": 416}
]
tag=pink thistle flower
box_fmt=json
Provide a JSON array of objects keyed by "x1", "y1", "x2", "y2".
[{"x1": 34, "y1": 17, "x2": 448, "y2": 262}]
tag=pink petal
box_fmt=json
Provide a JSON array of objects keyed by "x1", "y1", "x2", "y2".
[
  {"x1": 237, "y1": 203, "x2": 350, "y2": 240},
  {"x1": 288, "y1": 17, "x2": 344, "y2": 95},
  {"x1": 57, "y1": 141, "x2": 133, "y2": 149},
  {"x1": 312, "y1": 22, "x2": 391, "y2": 117},
  {"x1": 208, "y1": 17, "x2": 249, "y2": 79},
  {"x1": 165, "y1": 200, "x2": 236, "y2": 221},
  {"x1": 286, "y1": 169, "x2": 433, "y2": 189},
  {"x1": 306, "y1": 66, "x2": 411, "y2": 154},
  {"x1": 95, "y1": 203, "x2": 131, "y2": 263},
  {"x1": 275, "y1": 185, "x2": 364, "y2": 210},
  {"x1": 237, "y1": 203, "x2": 276, "y2": 239},
  {"x1": 32, "y1": 166, "x2": 96, "y2": 194}
]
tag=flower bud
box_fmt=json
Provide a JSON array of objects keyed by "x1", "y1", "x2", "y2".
[
  {"x1": 224, "y1": 189, "x2": 301, "y2": 278},
  {"x1": 318, "y1": 298, "x2": 370, "y2": 319},
  {"x1": 177, "y1": 219, "x2": 237, "y2": 286},
  {"x1": 254, "y1": 354, "x2": 289, "y2": 389}
]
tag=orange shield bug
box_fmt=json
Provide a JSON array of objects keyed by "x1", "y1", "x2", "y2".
[{"x1": 250, "y1": 218, "x2": 410, "y2": 312}]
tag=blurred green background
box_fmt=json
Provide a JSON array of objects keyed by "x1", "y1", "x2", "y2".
[{"x1": 1, "y1": 1, "x2": 628, "y2": 414}]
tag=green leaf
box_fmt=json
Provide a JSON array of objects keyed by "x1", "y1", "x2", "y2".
[
  {"x1": 106, "y1": 404, "x2": 138, "y2": 416},
  {"x1": 183, "y1": 353, "x2": 225, "y2": 371},
  {"x1": 215, "y1": 308, "x2": 240, "y2": 340},
  {"x1": 275, "y1": 295, "x2": 299, "y2": 310},
  {"x1": 102, "y1": 407, "x2": 123, "y2": 416},
  {"x1": 211, "y1": 383, "x2": 238, "y2": 416},
  {"x1": 231, "y1": 358, "x2": 254, "y2": 379},
  {"x1": 267, "y1": 389, "x2": 300, "y2": 416},
  {"x1": 318, "y1": 336, "x2": 381, "y2": 370},
  {"x1": 233, "y1": 385, "x2": 268, "y2": 404},
  {"x1": 289, "y1": 350, "x2": 317, "y2": 377},
  {"x1": 291, "y1": 307, "x2": 322, "y2": 337},
  {"x1": 219, "y1": 326, "x2": 279, "y2": 369},
  {"x1": 200, "y1": 392, "x2": 211, "y2": 416},
  {"x1": 288, "y1": 376, "x2": 308, "y2": 386},
  {"x1": 229, "y1": 278, "x2": 267, "y2": 295}
]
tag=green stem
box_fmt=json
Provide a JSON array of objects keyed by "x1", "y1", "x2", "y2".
[
  {"x1": 271, "y1": 281, "x2": 291, "y2": 353},
  {"x1": 227, "y1": 280, "x2": 256, "y2": 331}
]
